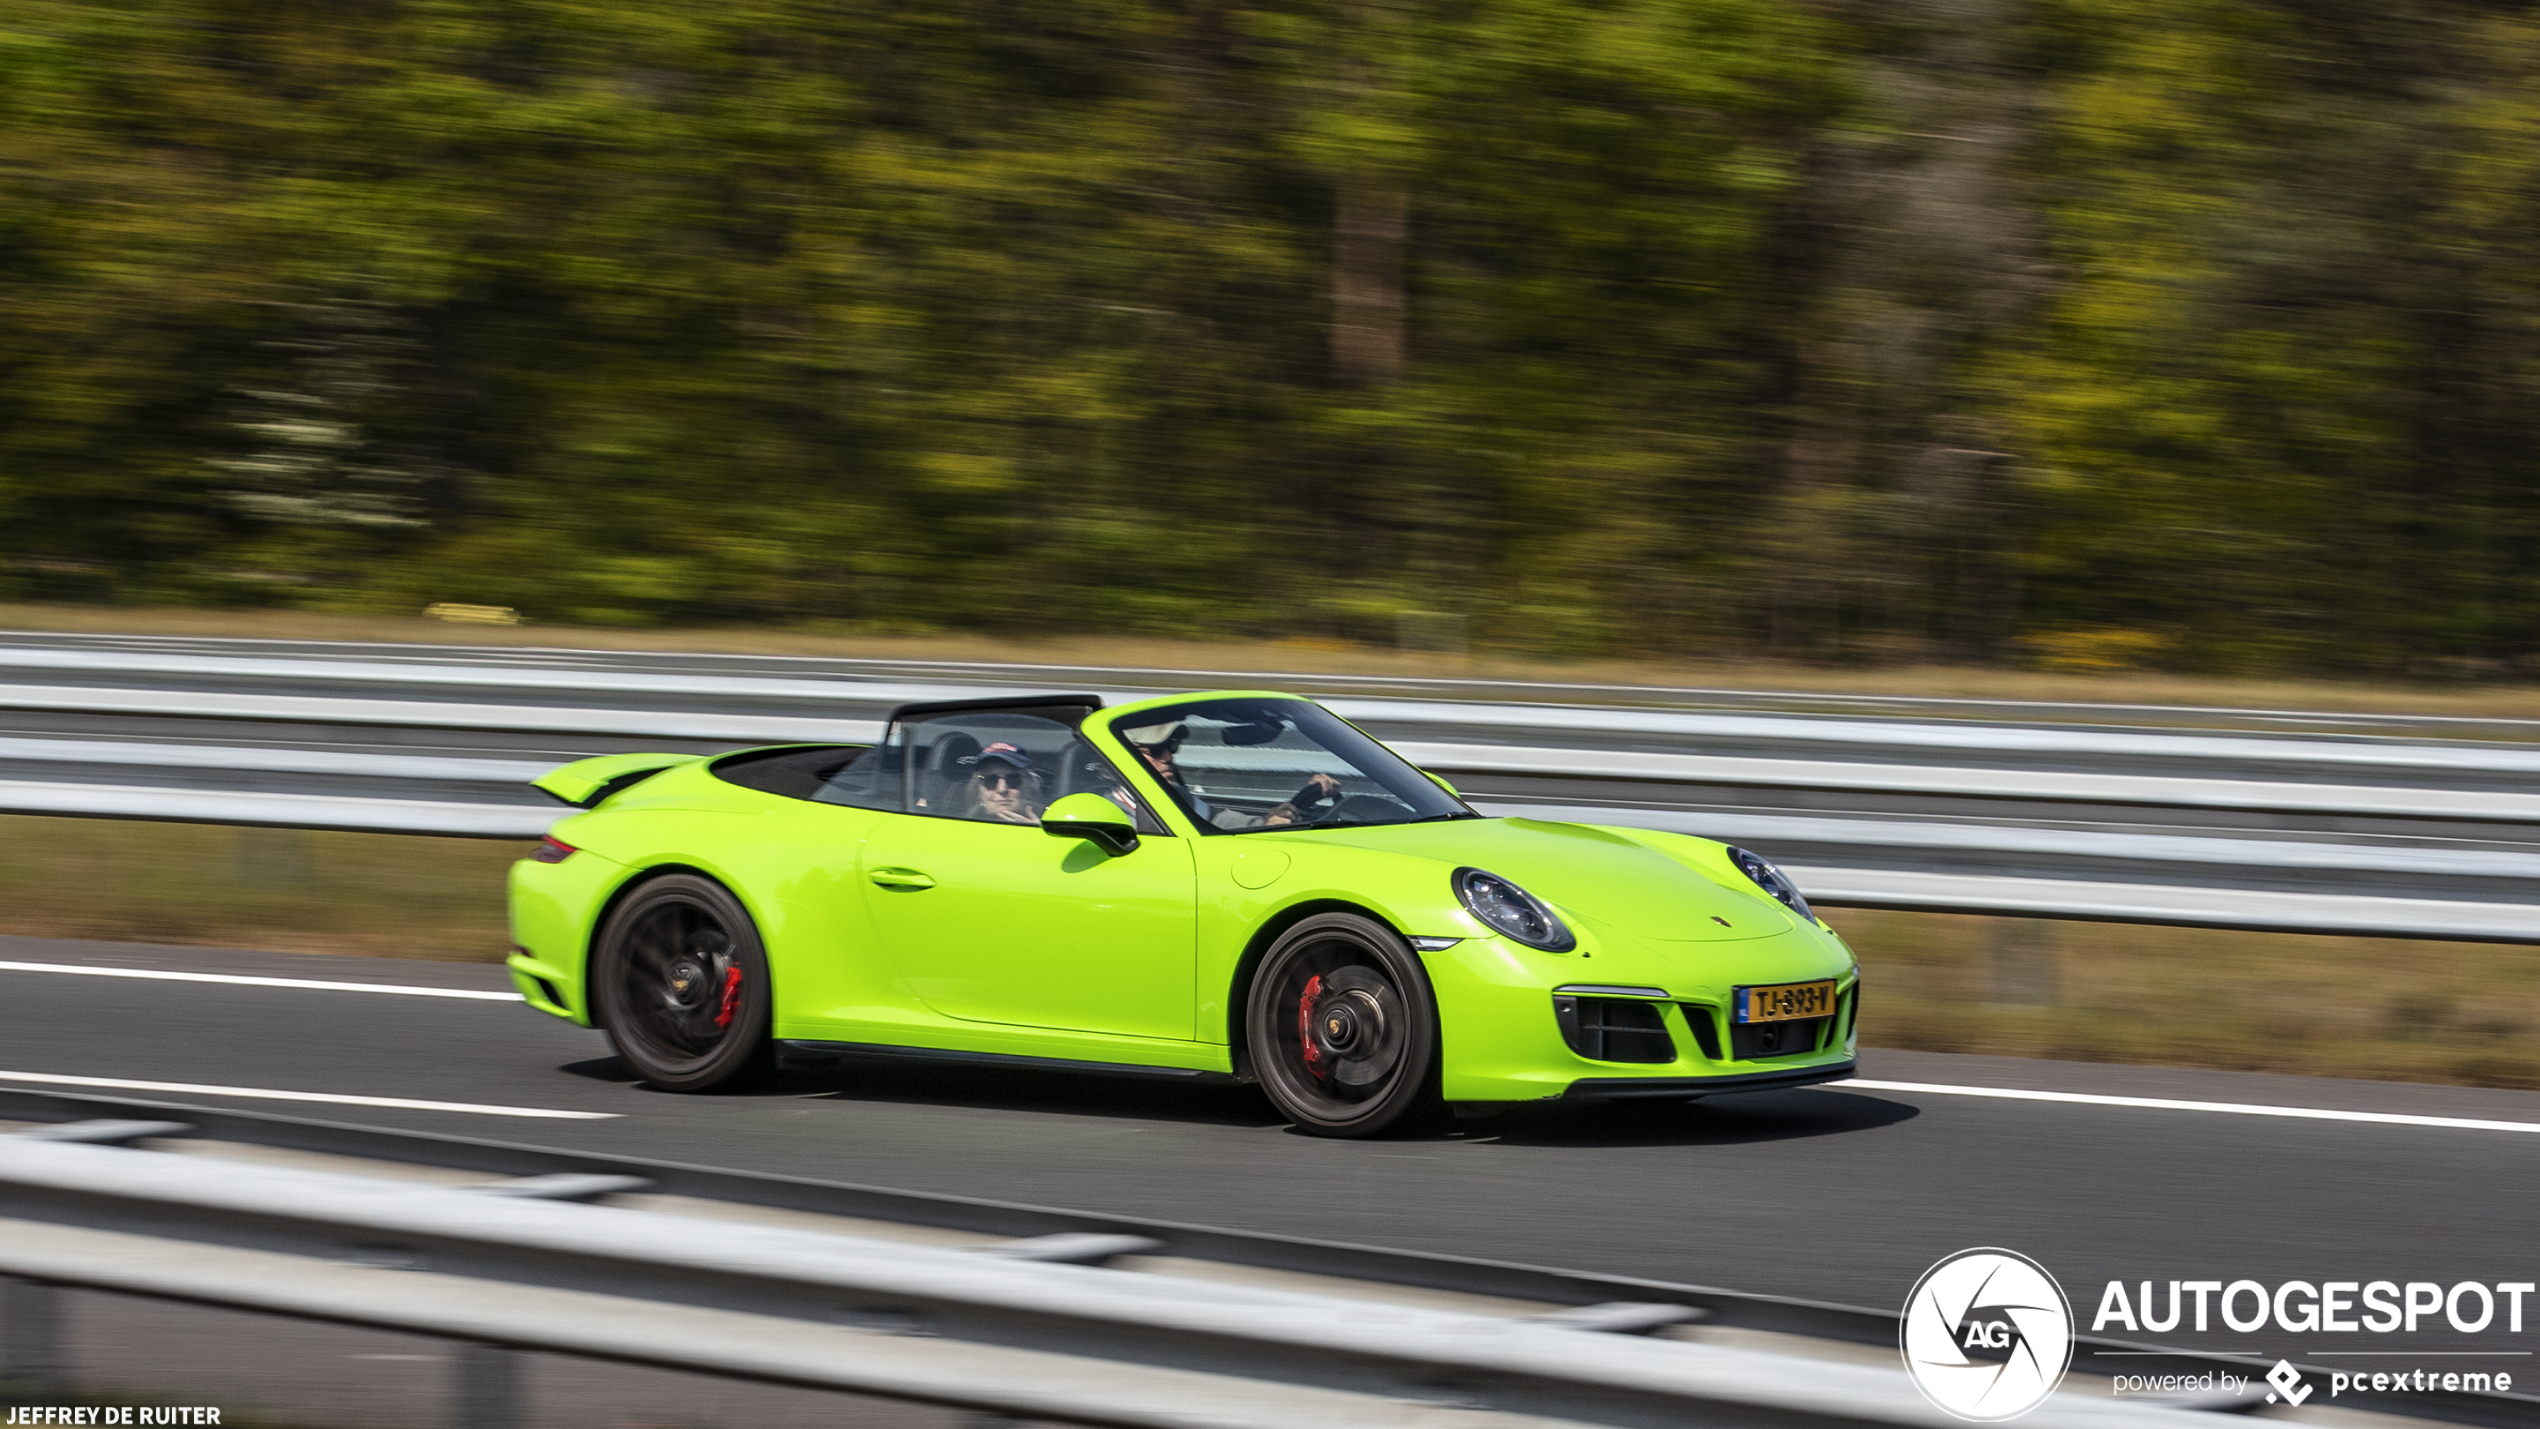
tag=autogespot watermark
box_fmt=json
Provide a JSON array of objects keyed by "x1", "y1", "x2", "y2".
[
  {"x1": 2090, "y1": 1278, "x2": 2536, "y2": 1338},
  {"x1": 1905, "y1": 1253, "x2": 2532, "y2": 1421},
  {"x1": 1901, "y1": 1248, "x2": 2076, "y2": 1421},
  {"x1": 2093, "y1": 1277, "x2": 2528, "y2": 1405}
]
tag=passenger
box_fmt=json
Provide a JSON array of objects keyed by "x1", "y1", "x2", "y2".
[
  {"x1": 958, "y1": 742, "x2": 1041, "y2": 824},
  {"x1": 1120, "y1": 722, "x2": 1339, "y2": 829}
]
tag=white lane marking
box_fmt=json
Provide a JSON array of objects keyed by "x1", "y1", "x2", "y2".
[
  {"x1": 0, "y1": 960, "x2": 523, "y2": 1001},
  {"x1": 1841, "y1": 1078, "x2": 2540, "y2": 1135},
  {"x1": 0, "y1": 1071, "x2": 614, "y2": 1120}
]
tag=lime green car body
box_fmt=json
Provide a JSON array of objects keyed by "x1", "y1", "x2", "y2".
[{"x1": 506, "y1": 689, "x2": 1860, "y2": 1106}]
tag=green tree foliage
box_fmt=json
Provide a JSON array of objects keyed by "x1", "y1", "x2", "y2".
[
  {"x1": 2006, "y1": 0, "x2": 2540, "y2": 671},
  {"x1": 2, "y1": 0, "x2": 2537, "y2": 672}
]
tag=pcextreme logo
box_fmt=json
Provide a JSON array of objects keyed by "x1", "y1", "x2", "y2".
[{"x1": 1901, "y1": 1248, "x2": 2076, "y2": 1421}]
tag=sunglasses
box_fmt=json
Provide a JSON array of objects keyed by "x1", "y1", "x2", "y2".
[{"x1": 978, "y1": 772, "x2": 1024, "y2": 789}]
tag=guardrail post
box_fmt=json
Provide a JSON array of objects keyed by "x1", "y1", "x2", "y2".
[
  {"x1": 1, "y1": 1278, "x2": 66, "y2": 1393},
  {"x1": 453, "y1": 1342, "x2": 523, "y2": 1429}
]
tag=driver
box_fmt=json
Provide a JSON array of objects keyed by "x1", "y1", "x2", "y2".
[{"x1": 1120, "y1": 721, "x2": 1340, "y2": 829}]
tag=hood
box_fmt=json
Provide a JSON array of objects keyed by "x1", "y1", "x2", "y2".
[{"x1": 1301, "y1": 816, "x2": 1795, "y2": 941}]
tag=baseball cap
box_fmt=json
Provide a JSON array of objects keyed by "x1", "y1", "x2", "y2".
[
  {"x1": 964, "y1": 741, "x2": 1033, "y2": 771},
  {"x1": 1121, "y1": 721, "x2": 1185, "y2": 748}
]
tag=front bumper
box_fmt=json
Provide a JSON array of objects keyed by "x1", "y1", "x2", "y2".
[
  {"x1": 1565, "y1": 1059, "x2": 1858, "y2": 1099},
  {"x1": 1421, "y1": 929, "x2": 1858, "y2": 1103}
]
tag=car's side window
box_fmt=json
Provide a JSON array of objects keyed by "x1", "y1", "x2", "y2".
[
  {"x1": 712, "y1": 745, "x2": 868, "y2": 801},
  {"x1": 1109, "y1": 697, "x2": 1464, "y2": 834},
  {"x1": 1048, "y1": 735, "x2": 1170, "y2": 836},
  {"x1": 876, "y1": 712, "x2": 1167, "y2": 832},
  {"x1": 894, "y1": 713, "x2": 1063, "y2": 826},
  {"x1": 761, "y1": 708, "x2": 1160, "y2": 830},
  {"x1": 812, "y1": 727, "x2": 909, "y2": 811}
]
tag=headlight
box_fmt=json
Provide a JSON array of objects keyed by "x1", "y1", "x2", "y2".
[
  {"x1": 1452, "y1": 867, "x2": 1575, "y2": 951},
  {"x1": 1728, "y1": 847, "x2": 1813, "y2": 922}
]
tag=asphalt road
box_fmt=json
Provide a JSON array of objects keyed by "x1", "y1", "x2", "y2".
[{"x1": 5, "y1": 933, "x2": 2536, "y2": 1369}]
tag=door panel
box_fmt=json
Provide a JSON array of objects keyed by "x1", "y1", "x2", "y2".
[{"x1": 859, "y1": 812, "x2": 1198, "y2": 1041}]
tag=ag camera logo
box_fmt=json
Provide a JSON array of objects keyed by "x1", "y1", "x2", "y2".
[{"x1": 1902, "y1": 1248, "x2": 2076, "y2": 1421}]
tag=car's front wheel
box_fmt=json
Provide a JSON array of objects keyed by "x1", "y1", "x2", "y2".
[
  {"x1": 1246, "y1": 913, "x2": 1440, "y2": 1137},
  {"x1": 591, "y1": 873, "x2": 775, "y2": 1092}
]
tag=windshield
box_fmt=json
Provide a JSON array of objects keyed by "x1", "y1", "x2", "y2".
[{"x1": 1110, "y1": 698, "x2": 1474, "y2": 834}]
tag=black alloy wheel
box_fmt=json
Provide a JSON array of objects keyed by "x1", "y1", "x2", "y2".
[
  {"x1": 591, "y1": 873, "x2": 775, "y2": 1092},
  {"x1": 1246, "y1": 912, "x2": 1441, "y2": 1137}
]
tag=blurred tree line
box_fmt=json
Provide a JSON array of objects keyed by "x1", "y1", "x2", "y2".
[{"x1": 6, "y1": 0, "x2": 2540, "y2": 673}]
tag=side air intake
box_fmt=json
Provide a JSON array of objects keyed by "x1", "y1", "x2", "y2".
[{"x1": 1551, "y1": 996, "x2": 1675, "y2": 1064}]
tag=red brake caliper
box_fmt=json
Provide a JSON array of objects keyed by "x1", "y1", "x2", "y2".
[
  {"x1": 1296, "y1": 974, "x2": 1328, "y2": 1077},
  {"x1": 713, "y1": 965, "x2": 745, "y2": 1030}
]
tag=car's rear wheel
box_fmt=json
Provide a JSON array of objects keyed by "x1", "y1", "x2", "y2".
[
  {"x1": 1246, "y1": 913, "x2": 1440, "y2": 1138},
  {"x1": 592, "y1": 873, "x2": 774, "y2": 1092}
]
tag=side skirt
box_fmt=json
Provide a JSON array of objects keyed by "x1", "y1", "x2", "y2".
[{"x1": 775, "y1": 1039, "x2": 1242, "y2": 1083}]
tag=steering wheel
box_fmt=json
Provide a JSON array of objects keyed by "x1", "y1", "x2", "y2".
[{"x1": 1327, "y1": 794, "x2": 1408, "y2": 825}]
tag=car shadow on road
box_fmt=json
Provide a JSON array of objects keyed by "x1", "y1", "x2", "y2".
[
  {"x1": 556, "y1": 1054, "x2": 1912, "y2": 1143},
  {"x1": 572, "y1": 1052, "x2": 1297, "y2": 1130},
  {"x1": 559, "y1": 1050, "x2": 1274, "y2": 1124},
  {"x1": 1452, "y1": 1088, "x2": 1918, "y2": 1149},
  {"x1": 557, "y1": 1055, "x2": 642, "y2": 1083}
]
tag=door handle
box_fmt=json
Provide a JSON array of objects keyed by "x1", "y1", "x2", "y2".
[{"x1": 868, "y1": 867, "x2": 936, "y2": 890}]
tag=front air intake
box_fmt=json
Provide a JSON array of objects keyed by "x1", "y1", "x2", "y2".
[
  {"x1": 1679, "y1": 1004, "x2": 1725, "y2": 1061},
  {"x1": 1552, "y1": 996, "x2": 1675, "y2": 1064}
]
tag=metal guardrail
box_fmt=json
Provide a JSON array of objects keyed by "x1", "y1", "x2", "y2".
[
  {"x1": 2, "y1": 1095, "x2": 2530, "y2": 1429},
  {"x1": 1779, "y1": 869, "x2": 2540, "y2": 941},
  {"x1": 4, "y1": 641, "x2": 2540, "y2": 937},
  {"x1": 16, "y1": 642, "x2": 2540, "y2": 775},
  {"x1": 25, "y1": 627, "x2": 2540, "y2": 736},
  {"x1": 1403, "y1": 744, "x2": 2540, "y2": 822},
  {"x1": 0, "y1": 780, "x2": 558, "y2": 837},
  {"x1": 0, "y1": 1087, "x2": 1941, "y2": 1346},
  {"x1": 0, "y1": 1114, "x2": 2204, "y2": 1429},
  {"x1": 11, "y1": 728, "x2": 2540, "y2": 825}
]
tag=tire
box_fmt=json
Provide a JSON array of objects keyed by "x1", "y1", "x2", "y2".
[
  {"x1": 1245, "y1": 913, "x2": 1441, "y2": 1138},
  {"x1": 591, "y1": 873, "x2": 776, "y2": 1092}
]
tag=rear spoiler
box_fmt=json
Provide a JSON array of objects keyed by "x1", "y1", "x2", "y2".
[{"x1": 532, "y1": 752, "x2": 699, "y2": 809}]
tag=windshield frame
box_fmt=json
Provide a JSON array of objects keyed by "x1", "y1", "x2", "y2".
[{"x1": 1105, "y1": 696, "x2": 1477, "y2": 835}]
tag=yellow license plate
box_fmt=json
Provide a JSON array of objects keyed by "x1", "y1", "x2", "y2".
[{"x1": 1737, "y1": 979, "x2": 1836, "y2": 1024}]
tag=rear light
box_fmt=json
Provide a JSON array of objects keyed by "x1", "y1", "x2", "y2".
[{"x1": 531, "y1": 836, "x2": 578, "y2": 864}]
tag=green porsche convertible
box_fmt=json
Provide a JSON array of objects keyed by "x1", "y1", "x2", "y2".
[{"x1": 506, "y1": 690, "x2": 1859, "y2": 1136}]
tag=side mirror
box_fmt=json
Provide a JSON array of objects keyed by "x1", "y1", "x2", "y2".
[
  {"x1": 1040, "y1": 791, "x2": 1141, "y2": 855},
  {"x1": 1424, "y1": 769, "x2": 1460, "y2": 796}
]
